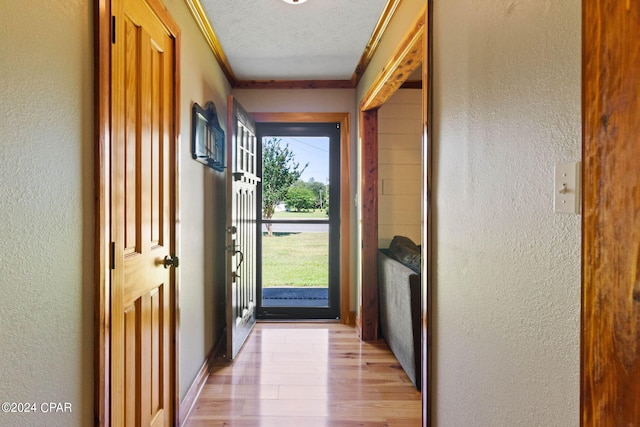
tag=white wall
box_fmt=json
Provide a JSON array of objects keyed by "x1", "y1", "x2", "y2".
[
  {"x1": 432, "y1": 1, "x2": 581, "y2": 425},
  {"x1": 0, "y1": 1, "x2": 94, "y2": 425},
  {"x1": 163, "y1": 0, "x2": 232, "y2": 400},
  {"x1": 378, "y1": 89, "x2": 422, "y2": 248}
]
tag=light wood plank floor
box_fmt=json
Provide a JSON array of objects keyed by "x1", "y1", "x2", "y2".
[{"x1": 184, "y1": 322, "x2": 422, "y2": 426}]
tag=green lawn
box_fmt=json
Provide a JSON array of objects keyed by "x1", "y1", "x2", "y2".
[
  {"x1": 269, "y1": 209, "x2": 328, "y2": 220},
  {"x1": 262, "y1": 232, "x2": 328, "y2": 288}
]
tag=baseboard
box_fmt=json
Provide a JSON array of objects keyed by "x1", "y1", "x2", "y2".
[
  {"x1": 344, "y1": 310, "x2": 357, "y2": 327},
  {"x1": 178, "y1": 331, "x2": 226, "y2": 425}
]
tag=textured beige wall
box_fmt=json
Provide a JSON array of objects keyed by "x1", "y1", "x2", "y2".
[
  {"x1": 432, "y1": 0, "x2": 581, "y2": 425},
  {"x1": 378, "y1": 89, "x2": 422, "y2": 248},
  {"x1": 0, "y1": 0, "x2": 581, "y2": 424},
  {"x1": 0, "y1": 1, "x2": 94, "y2": 426},
  {"x1": 0, "y1": 0, "x2": 234, "y2": 422},
  {"x1": 163, "y1": 0, "x2": 232, "y2": 400}
]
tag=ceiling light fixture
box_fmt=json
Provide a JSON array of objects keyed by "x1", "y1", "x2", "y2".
[{"x1": 282, "y1": 0, "x2": 308, "y2": 4}]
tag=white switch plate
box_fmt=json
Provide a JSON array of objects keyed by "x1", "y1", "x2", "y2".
[{"x1": 554, "y1": 162, "x2": 581, "y2": 214}]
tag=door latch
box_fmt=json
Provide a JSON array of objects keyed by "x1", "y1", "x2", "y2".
[{"x1": 163, "y1": 254, "x2": 180, "y2": 269}]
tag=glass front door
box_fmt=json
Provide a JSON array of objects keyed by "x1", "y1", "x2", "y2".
[{"x1": 256, "y1": 122, "x2": 340, "y2": 319}]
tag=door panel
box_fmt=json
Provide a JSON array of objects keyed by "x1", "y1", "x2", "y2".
[
  {"x1": 226, "y1": 96, "x2": 260, "y2": 360},
  {"x1": 112, "y1": 0, "x2": 176, "y2": 424}
]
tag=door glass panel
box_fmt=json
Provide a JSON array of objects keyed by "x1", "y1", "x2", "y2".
[
  {"x1": 261, "y1": 230, "x2": 329, "y2": 307},
  {"x1": 261, "y1": 136, "x2": 329, "y2": 221},
  {"x1": 260, "y1": 136, "x2": 331, "y2": 310}
]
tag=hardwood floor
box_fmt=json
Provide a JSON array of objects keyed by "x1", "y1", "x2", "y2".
[{"x1": 184, "y1": 322, "x2": 421, "y2": 426}]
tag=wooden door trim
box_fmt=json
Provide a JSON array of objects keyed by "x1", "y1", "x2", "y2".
[
  {"x1": 360, "y1": 4, "x2": 426, "y2": 112},
  {"x1": 357, "y1": 3, "x2": 430, "y2": 426},
  {"x1": 582, "y1": 1, "x2": 640, "y2": 423},
  {"x1": 94, "y1": 0, "x2": 181, "y2": 425},
  {"x1": 422, "y1": 3, "x2": 433, "y2": 424},
  {"x1": 358, "y1": 4, "x2": 425, "y2": 335},
  {"x1": 94, "y1": 1, "x2": 111, "y2": 424},
  {"x1": 250, "y1": 112, "x2": 353, "y2": 324},
  {"x1": 359, "y1": 4, "x2": 425, "y2": 340},
  {"x1": 359, "y1": 109, "x2": 379, "y2": 340}
]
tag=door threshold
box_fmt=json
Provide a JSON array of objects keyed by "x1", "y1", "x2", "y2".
[{"x1": 256, "y1": 319, "x2": 341, "y2": 324}]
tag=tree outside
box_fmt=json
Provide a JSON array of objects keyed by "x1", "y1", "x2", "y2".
[
  {"x1": 285, "y1": 186, "x2": 316, "y2": 211},
  {"x1": 292, "y1": 178, "x2": 329, "y2": 212},
  {"x1": 262, "y1": 138, "x2": 307, "y2": 234}
]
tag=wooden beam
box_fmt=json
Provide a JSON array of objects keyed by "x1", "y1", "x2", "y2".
[
  {"x1": 234, "y1": 80, "x2": 354, "y2": 89},
  {"x1": 582, "y1": 0, "x2": 640, "y2": 424},
  {"x1": 350, "y1": 0, "x2": 403, "y2": 87},
  {"x1": 360, "y1": 3, "x2": 426, "y2": 111},
  {"x1": 359, "y1": 109, "x2": 379, "y2": 341}
]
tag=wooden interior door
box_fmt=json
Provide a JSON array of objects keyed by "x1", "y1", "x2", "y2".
[
  {"x1": 111, "y1": 0, "x2": 178, "y2": 424},
  {"x1": 225, "y1": 96, "x2": 260, "y2": 360},
  {"x1": 582, "y1": 1, "x2": 640, "y2": 424}
]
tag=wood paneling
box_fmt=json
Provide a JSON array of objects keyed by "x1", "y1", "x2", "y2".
[
  {"x1": 378, "y1": 101, "x2": 422, "y2": 246},
  {"x1": 582, "y1": 0, "x2": 640, "y2": 424},
  {"x1": 183, "y1": 323, "x2": 421, "y2": 426}
]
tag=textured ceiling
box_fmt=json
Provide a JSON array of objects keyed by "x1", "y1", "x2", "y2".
[{"x1": 199, "y1": 0, "x2": 389, "y2": 81}]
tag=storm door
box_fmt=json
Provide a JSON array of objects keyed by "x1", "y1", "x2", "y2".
[{"x1": 256, "y1": 122, "x2": 340, "y2": 320}]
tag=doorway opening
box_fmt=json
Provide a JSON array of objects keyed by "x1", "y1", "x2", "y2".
[{"x1": 256, "y1": 122, "x2": 341, "y2": 320}]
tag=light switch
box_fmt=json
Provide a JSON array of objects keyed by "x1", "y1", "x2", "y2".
[{"x1": 554, "y1": 162, "x2": 581, "y2": 214}]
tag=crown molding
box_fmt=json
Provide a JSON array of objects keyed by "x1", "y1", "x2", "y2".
[
  {"x1": 183, "y1": 0, "x2": 238, "y2": 86},
  {"x1": 184, "y1": 0, "x2": 401, "y2": 89},
  {"x1": 360, "y1": 3, "x2": 425, "y2": 110},
  {"x1": 350, "y1": 0, "x2": 402, "y2": 87},
  {"x1": 233, "y1": 79, "x2": 355, "y2": 90}
]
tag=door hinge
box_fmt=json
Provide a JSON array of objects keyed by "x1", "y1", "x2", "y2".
[
  {"x1": 111, "y1": 16, "x2": 116, "y2": 44},
  {"x1": 110, "y1": 241, "x2": 116, "y2": 270}
]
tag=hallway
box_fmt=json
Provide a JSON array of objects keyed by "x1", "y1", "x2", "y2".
[{"x1": 184, "y1": 323, "x2": 421, "y2": 426}]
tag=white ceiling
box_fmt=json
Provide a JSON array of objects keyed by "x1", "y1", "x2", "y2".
[{"x1": 198, "y1": 0, "x2": 390, "y2": 82}]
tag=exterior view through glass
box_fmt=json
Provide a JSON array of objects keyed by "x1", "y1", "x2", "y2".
[{"x1": 257, "y1": 123, "x2": 340, "y2": 320}]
